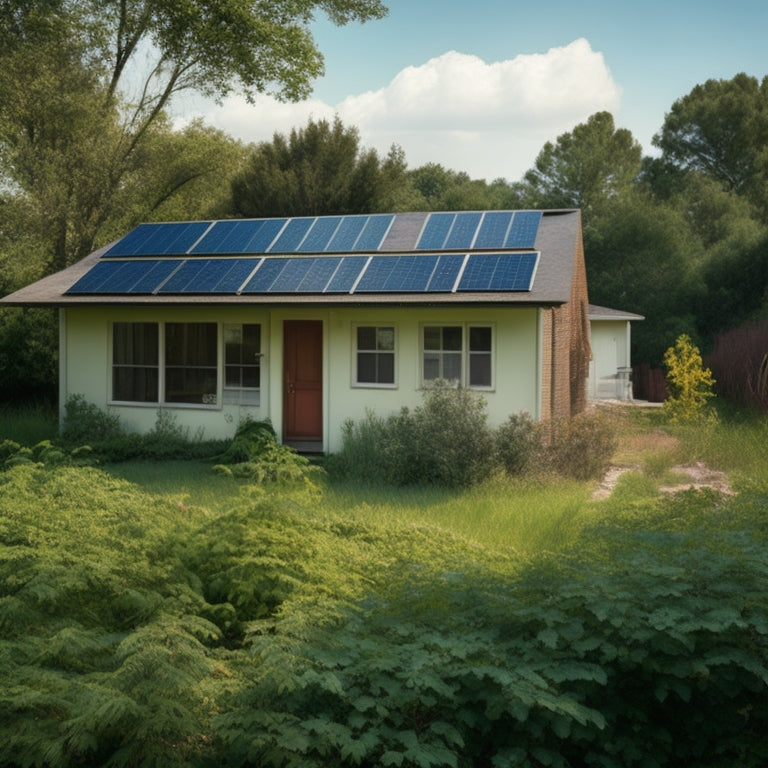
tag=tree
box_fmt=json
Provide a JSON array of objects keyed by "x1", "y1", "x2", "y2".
[
  {"x1": 518, "y1": 111, "x2": 642, "y2": 226},
  {"x1": 663, "y1": 333, "x2": 716, "y2": 421},
  {"x1": 0, "y1": 0, "x2": 388, "y2": 269},
  {"x1": 653, "y1": 73, "x2": 768, "y2": 212},
  {"x1": 229, "y1": 116, "x2": 398, "y2": 217}
]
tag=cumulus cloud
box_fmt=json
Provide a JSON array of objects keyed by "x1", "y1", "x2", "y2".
[{"x1": 187, "y1": 38, "x2": 621, "y2": 182}]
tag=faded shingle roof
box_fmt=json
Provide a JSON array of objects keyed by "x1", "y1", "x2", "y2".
[
  {"x1": 588, "y1": 304, "x2": 645, "y2": 321},
  {"x1": 1, "y1": 210, "x2": 582, "y2": 307}
]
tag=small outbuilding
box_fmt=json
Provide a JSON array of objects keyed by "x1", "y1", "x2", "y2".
[
  {"x1": 2, "y1": 209, "x2": 592, "y2": 452},
  {"x1": 588, "y1": 304, "x2": 645, "y2": 401}
]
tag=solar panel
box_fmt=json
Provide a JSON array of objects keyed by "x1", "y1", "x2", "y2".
[
  {"x1": 506, "y1": 211, "x2": 541, "y2": 248},
  {"x1": 474, "y1": 211, "x2": 513, "y2": 249},
  {"x1": 417, "y1": 213, "x2": 455, "y2": 250},
  {"x1": 445, "y1": 212, "x2": 482, "y2": 249},
  {"x1": 218, "y1": 259, "x2": 263, "y2": 293},
  {"x1": 130, "y1": 260, "x2": 185, "y2": 293},
  {"x1": 241, "y1": 218, "x2": 287, "y2": 252},
  {"x1": 158, "y1": 259, "x2": 252, "y2": 293},
  {"x1": 426, "y1": 255, "x2": 466, "y2": 291},
  {"x1": 298, "y1": 217, "x2": 342, "y2": 252},
  {"x1": 457, "y1": 252, "x2": 538, "y2": 292},
  {"x1": 269, "y1": 218, "x2": 314, "y2": 253},
  {"x1": 192, "y1": 220, "x2": 262, "y2": 254},
  {"x1": 104, "y1": 222, "x2": 211, "y2": 257},
  {"x1": 356, "y1": 255, "x2": 439, "y2": 292},
  {"x1": 267, "y1": 258, "x2": 319, "y2": 292},
  {"x1": 354, "y1": 214, "x2": 394, "y2": 250},
  {"x1": 325, "y1": 256, "x2": 369, "y2": 292},
  {"x1": 239, "y1": 258, "x2": 288, "y2": 292},
  {"x1": 327, "y1": 216, "x2": 368, "y2": 251},
  {"x1": 296, "y1": 258, "x2": 343, "y2": 292}
]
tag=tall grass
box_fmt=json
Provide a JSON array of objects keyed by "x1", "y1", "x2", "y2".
[{"x1": 0, "y1": 403, "x2": 58, "y2": 444}]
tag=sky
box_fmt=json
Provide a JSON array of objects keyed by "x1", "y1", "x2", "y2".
[{"x1": 176, "y1": 0, "x2": 768, "y2": 184}]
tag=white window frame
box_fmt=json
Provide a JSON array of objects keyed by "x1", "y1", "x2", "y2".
[
  {"x1": 420, "y1": 323, "x2": 495, "y2": 390},
  {"x1": 352, "y1": 324, "x2": 397, "y2": 388}
]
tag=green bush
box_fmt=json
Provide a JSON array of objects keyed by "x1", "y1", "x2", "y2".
[
  {"x1": 330, "y1": 384, "x2": 495, "y2": 488},
  {"x1": 494, "y1": 411, "x2": 544, "y2": 475},
  {"x1": 545, "y1": 409, "x2": 618, "y2": 480}
]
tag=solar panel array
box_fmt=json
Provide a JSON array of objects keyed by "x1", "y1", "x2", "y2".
[
  {"x1": 68, "y1": 211, "x2": 542, "y2": 296},
  {"x1": 67, "y1": 252, "x2": 539, "y2": 295}
]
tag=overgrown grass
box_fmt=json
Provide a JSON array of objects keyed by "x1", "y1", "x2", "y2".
[{"x1": 0, "y1": 403, "x2": 58, "y2": 444}]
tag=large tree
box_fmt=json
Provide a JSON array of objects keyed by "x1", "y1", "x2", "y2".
[
  {"x1": 653, "y1": 73, "x2": 768, "y2": 213},
  {"x1": 518, "y1": 112, "x2": 642, "y2": 225},
  {"x1": 0, "y1": 0, "x2": 388, "y2": 269}
]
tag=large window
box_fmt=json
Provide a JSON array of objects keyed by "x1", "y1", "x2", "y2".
[
  {"x1": 224, "y1": 323, "x2": 261, "y2": 405},
  {"x1": 355, "y1": 325, "x2": 395, "y2": 386},
  {"x1": 112, "y1": 322, "x2": 159, "y2": 402},
  {"x1": 422, "y1": 325, "x2": 493, "y2": 388},
  {"x1": 165, "y1": 322, "x2": 218, "y2": 404}
]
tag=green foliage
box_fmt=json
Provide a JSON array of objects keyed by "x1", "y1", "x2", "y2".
[
  {"x1": 545, "y1": 410, "x2": 618, "y2": 480},
  {"x1": 663, "y1": 333, "x2": 717, "y2": 422},
  {"x1": 213, "y1": 418, "x2": 323, "y2": 487},
  {"x1": 494, "y1": 411, "x2": 545, "y2": 475},
  {"x1": 330, "y1": 384, "x2": 495, "y2": 488}
]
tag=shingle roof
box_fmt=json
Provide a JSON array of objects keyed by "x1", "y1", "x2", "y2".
[
  {"x1": 1, "y1": 210, "x2": 582, "y2": 307},
  {"x1": 588, "y1": 304, "x2": 645, "y2": 321}
]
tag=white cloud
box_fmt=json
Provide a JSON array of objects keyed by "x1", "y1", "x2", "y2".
[{"x1": 183, "y1": 38, "x2": 621, "y2": 182}]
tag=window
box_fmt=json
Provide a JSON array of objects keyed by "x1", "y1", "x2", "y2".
[
  {"x1": 165, "y1": 322, "x2": 218, "y2": 404},
  {"x1": 422, "y1": 324, "x2": 493, "y2": 388},
  {"x1": 355, "y1": 326, "x2": 395, "y2": 386},
  {"x1": 112, "y1": 322, "x2": 159, "y2": 402},
  {"x1": 224, "y1": 324, "x2": 261, "y2": 405}
]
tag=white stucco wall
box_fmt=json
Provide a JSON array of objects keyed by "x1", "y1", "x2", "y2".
[{"x1": 62, "y1": 305, "x2": 541, "y2": 453}]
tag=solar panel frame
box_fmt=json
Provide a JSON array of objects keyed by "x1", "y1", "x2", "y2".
[
  {"x1": 505, "y1": 211, "x2": 542, "y2": 248},
  {"x1": 456, "y1": 252, "x2": 538, "y2": 292}
]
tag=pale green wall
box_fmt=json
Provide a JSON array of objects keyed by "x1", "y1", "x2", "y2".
[
  {"x1": 62, "y1": 304, "x2": 541, "y2": 453},
  {"x1": 588, "y1": 320, "x2": 631, "y2": 400}
]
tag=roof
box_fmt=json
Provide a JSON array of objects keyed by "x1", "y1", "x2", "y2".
[
  {"x1": 1, "y1": 209, "x2": 582, "y2": 308},
  {"x1": 588, "y1": 304, "x2": 645, "y2": 322}
]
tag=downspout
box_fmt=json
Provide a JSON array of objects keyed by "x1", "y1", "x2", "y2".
[{"x1": 58, "y1": 308, "x2": 67, "y2": 435}]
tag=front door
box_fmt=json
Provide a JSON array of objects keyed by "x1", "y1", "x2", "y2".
[{"x1": 283, "y1": 320, "x2": 323, "y2": 448}]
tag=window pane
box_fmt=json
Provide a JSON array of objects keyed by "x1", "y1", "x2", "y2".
[
  {"x1": 423, "y1": 352, "x2": 440, "y2": 380},
  {"x1": 113, "y1": 322, "x2": 157, "y2": 365},
  {"x1": 224, "y1": 325, "x2": 242, "y2": 365},
  {"x1": 443, "y1": 326, "x2": 462, "y2": 351},
  {"x1": 424, "y1": 326, "x2": 441, "y2": 350},
  {"x1": 376, "y1": 327, "x2": 395, "y2": 351},
  {"x1": 166, "y1": 368, "x2": 217, "y2": 404},
  {"x1": 242, "y1": 324, "x2": 261, "y2": 359},
  {"x1": 443, "y1": 352, "x2": 462, "y2": 380},
  {"x1": 225, "y1": 367, "x2": 241, "y2": 387},
  {"x1": 378, "y1": 352, "x2": 395, "y2": 384},
  {"x1": 357, "y1": 326, "x2": 376, "y2": 350},
  {"x1": 469, "y1": 326, "x2": 492, "y2": 352},
  {"x1": 470, "y1": 354, "x2": 492, "y2": 386},
  {"x1": 166, "y1": 323, "x2": 216, "y2": 366},
  {"x1": 113, "y1": 367, "x2": 158, "y2": 402},
  {"x1": 242, "y1": 366, "x2": 260, "y2": 389},
  {"x1": 357, "y1": 352, "x2": 377, "y2": 383}
]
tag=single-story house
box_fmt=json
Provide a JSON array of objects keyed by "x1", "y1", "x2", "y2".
[
  {"x1": 588, "y1": 304, "x2": 645, "y2": 401},
  {"x1": 1, "y1": 209, "x2": 592, "y2": 453}
]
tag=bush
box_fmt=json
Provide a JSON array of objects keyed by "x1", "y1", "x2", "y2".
[
  {"x1": 494, "y1": 411, "x2": 544, "y2": 475},
  {"x1": 663, "y1": 333, "x2": 716, "y2": 422},
  {"x1": 330, "y1": 384, "x2": 495, "y2": 487},
  {"x1": 544, "y1": 409, "x2": 618, "y2": 480}
]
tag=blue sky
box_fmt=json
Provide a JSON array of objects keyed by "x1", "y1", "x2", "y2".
[{"x1": 181, "y1": 0, "x2": 768, "y2": 183}]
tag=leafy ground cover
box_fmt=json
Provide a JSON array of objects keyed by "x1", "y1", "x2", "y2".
[{"x1": 1, "y1": 405, "x2": 767, "y2": 766}]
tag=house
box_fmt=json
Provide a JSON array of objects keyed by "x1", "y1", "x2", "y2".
[
  {"x1": 588, "y1": 304, "x2": 644, "y2": 401},
  {"x1": 1, "y1": 209, "x2": 591, "y2": 453}
]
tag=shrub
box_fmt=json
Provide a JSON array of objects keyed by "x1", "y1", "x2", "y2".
[
  {"x1": 494, "y1": 411, "x2": 544, "y2": 475},
  {"x1": 61, "y1": 394, "x2": 122, "y2": 445},
  {"x1": 329, "y1": 384, "x2": 495, "y2": 487},
  {"x1": 545, "y1": 409, "x2": 618, "y2": 480},
  {"x1": 663, "y1": 333, "x2": 716, "y2": 422}
]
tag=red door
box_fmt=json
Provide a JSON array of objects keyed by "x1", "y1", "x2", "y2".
[{"x1": 283, "y1": 320, "x2": 323, "y2": 444}]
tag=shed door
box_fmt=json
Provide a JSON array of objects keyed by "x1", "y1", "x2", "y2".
[{"x1": 283, "y1": 320, "x2": 323, "y2": 446}]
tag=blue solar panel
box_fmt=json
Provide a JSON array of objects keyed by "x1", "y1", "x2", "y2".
[
  {"x1": 239, "y1": 259, "x2": 288, "y2": 292},
  {"x1": 218, "y1": 259, "x2": 262, "y2": 292},
  {"x1": 327, "y1": 216, "x2": 367, "y2": 251},
  {"x1": 105, "y1": 222, "x2": 210, "y2": 257},
  {"x1": 457, "y1": 252, "x2": 538, "y2": 292},
  {"x1": 267, "y1": 258, "x2": 316, "y2": 292},
  {"x1": 417, "y1": 214, "x2": 455, "y2": 250},
  {"x1": 355, "y1": 256, "x2": 438, "y2": 292},
  {"x1": 297, "y1": 258, "x2": 342, "y2": 292},
  {"x1": 426, "y1": 255, "x2": 466, "y2": 291},
  {"x1": 241, "y1": 219, "x2": 286, "y2": 252},
  {"x1": 68, "y1": 259, "x2": 177, "y2": 293},
  {"x1": 269, "y1": 218, "x2": 313, "y2": 252},
  {"x1": 157, "y1": 259, "x2": 249, "y2": 293},
  {"x1": 192, "y1": 220, "x2": 261, "y2": 254},
  {"x1": 325, "y1": 256, "x2": 369, "y2": 292},
  {"x1": 506, "y1": 211, "x2": 541, "y2": 248},
  {"x1": 298, "y1": 217, "x2": 342, "y2": 252},
  {"x1": 474, "y1": 212, "x2": 513, "y2": 249},
  {"x1": 354, "y1": 214, "x2": 394, "y2": 250},
  {"x1": 129, "y1": 261, "x2": 184, "y2": 293},
  {"x1": 445, "y1": 212, "x2": 482, "y2": 249}
]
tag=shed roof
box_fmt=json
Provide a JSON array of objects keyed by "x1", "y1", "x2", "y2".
[
  {"x1": 1, "y1": 209, "x2": 582, "y2": 307},
  {"x1": 588, "y1": 304, "x2": 645, "y2": 322}
]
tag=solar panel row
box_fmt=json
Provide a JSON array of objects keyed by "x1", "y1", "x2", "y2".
[
  {"x1": 103, "y1": 211, "x2": 541, "y2": 259},
  {"x1": 67, "y1": 252, "x2": 538, "y2": 295}
]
